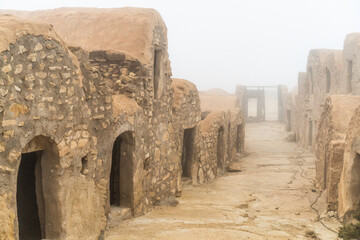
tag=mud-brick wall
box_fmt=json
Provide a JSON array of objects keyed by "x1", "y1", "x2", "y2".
[{"x1": 0, "y1": 33, "x2": 108, "y2": 239}]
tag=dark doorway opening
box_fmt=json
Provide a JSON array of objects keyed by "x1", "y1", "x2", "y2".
[
  {"x1": 347, "y1": 60, "x2": 353, "y2": 93},
  {"x1": 217, "y1": 126, "x2": 225, "y2": 174},
  {"x1": 227, "y1": 124, "x2": 231, "y2": 161},
  {"x1": 286, "y1": 110, "x2": 291, "y2": 131},
  {"x1": 236, "y1": 124, "x2": 243, "y2": 154},
  {"x1": 17, "y1": 151, "x2": 44, "y2": 240},
  {"x1": 153, "y1": 49, "x2": 162, "y2": 98},
  {"x1": 308, "y1": 120, "x2": 313, "y2": 147},
  {"x1": 110, "y1": 131, "x2": 134, "y2": 208},
  {"x1": 181, "y1": 128, "x2": 195, "y2": 178},
  {"x1": 309, "y1": 67, "x2": 314, "y2": 94},
  {"x1": 325, "y1": 67, "x2": 331, "y2": 93}
]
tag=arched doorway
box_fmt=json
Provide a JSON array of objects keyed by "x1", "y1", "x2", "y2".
[
  {"x1": 227, "y1": 124, "x2": 231, "y2": 161},
  {"x1": 217, "y1": 126, "x2": 225, "y2": 175},
  {"x1": 181, "y1": 127, "x2": 195, "y2": 178},
  {"x1": 110, "y1": 131, "x2": 135, "y2": 209},
  {"x1": 17, "y1": 136, "x2": 61, "y2": 239},
  {"x1": 325, "y1": 67, "x2": 331, "y2": 93},
  {"x1": 308, "y1": 120, "x2": 313, "y2": 148},
  {"x1": 236, "y1": 124, "x2": 243, "y2": 154}
]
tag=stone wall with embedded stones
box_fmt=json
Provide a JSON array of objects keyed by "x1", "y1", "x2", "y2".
[
  {"x1": 170, "y1": 78, "x2": 201, "y2": 193},
  {"x1": 0, "y1": 12, "x2": 247, "y2": 240},
  {"x1": 195, "y1": 92, "x2": 245, "y2": 185},
  {"x1": 0, "y1": 15, "x2": 178, "y2": 240},
  {"x1": 192, "y1": 111, "x2": 228, "y2": 184},
  {"x1": 0, "y1": 19, "x2": 103, "y2": 239},
  {"x1": 191, "y1": 111, "x2": 242, "y2": 185},
  {"x1": 226, "y1": 109, "x2": 245, "y2": 164},
  {"x1": 70, "y1": 23, "x2": 179, "y2": 216}
]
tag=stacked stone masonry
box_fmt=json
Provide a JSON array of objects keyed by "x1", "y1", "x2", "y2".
[{"x1": 0, "y1": 9, "x2": 245, "y2": 240}]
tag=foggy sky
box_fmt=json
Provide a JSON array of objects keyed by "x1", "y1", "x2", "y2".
[{"x1": 1, "y1": 0, "x2": 359, "y2": 93}]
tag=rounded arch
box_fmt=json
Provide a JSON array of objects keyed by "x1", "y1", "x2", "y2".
[
  {"x1": 109, "y1": 130, "x2": 136, "y2": 213},
  {"x1": 325, "y1": 67, "x2": 331, "y2": 94},
  {"x1": 308, "y1": 67, "x2": 314, "y2": 94},
  {"x1": 17, "y1": 135, "x2": 62, "y2": 239},
  {"x1": 227, "y1": 123, "x2": 231, "y2": 161},
  {"x1": 217, "y1": 126, "x2": 225, "y2": 175}
]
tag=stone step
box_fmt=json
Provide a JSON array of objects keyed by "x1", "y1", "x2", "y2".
[{"x1": 107, "y1": 207, "x2": 132, "y2": 230}]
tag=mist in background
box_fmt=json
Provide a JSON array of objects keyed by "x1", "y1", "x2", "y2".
[{"x1": 1, "y1": 0, "x2": 359, "y2": 93}]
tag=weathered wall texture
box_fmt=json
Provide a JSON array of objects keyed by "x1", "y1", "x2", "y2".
[
  {"x1": 0, "y1": 10, "x2": 177, "y2": 239},
  {"x1": 297, "y1": 49, "x2": 343, "y2": 151},
  {"x1": 314, "y1": 95, "x2": 360, "y2": 211},
  {"x1": 0, "y1": 9, "x2": 246, "y2": 239},
  {"x1": 170, "y1": 78, "x2": 201, "y2": 193},
  {"x1": 341, "y1": 33, "x2": 360, "y2": 95},
  {"x1": 338, "y1": 105, "x2": 360, "y2": 221},
  {"x1": 0, "y1": 15, "x2": 102, "y2": 240},
  {"x1": 284, "y1": 87, "x2": 298, "y2": 141},
  {"x1": 197, "y1": 93, "x2": 245, "y2": 184}
]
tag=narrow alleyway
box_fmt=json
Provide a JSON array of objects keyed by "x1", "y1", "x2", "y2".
[{"x1": 105, "y1": 122, "x2": 340, "y2": 240}]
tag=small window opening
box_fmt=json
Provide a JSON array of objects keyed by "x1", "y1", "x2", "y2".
[
  {"x1": 309, "y1": 67, "x2": 314, "y2": 94},
  {"x1": 181, "y1": 128, "x2": 196, "y2": 178},
  {"x1": 217, "y1": 126, "x2": 225, "y2": 174},
  {"x1": 81, "y1": 156, "x2": 88, "y2": 175},
  {"x1": 227, "y1": 124, "x2": 231, "y2": 161},
  {"x1": 308, "y1": 120, "x2": 313, "y2": 146},
  {"x1": 286, "y1": 110, "x2": 291, "y2": 131},
  {"x1": 325, "y1": 67, "x2": 331, "y2": 93},
  {"x1": 153, "y1": 49, "x2": 162, "y2": 98},
  {"x1": 347, "y1": 60, "x2": 353, "y2": 93},
  {"x1": 236, "y1": 124, "x2": 243, "y2": 154}
]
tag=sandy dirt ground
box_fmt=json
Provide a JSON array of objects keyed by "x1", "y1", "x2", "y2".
[{"x1": 105, "y1": 122, "x2": 341, "y2": 240}]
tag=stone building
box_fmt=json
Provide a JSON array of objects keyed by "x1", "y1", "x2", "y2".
[
  {"x1": 235, "y1": 85, "x2": 288, "y2": 123},
  {"x1": 297, "y1": 49, "x2": 343, "y2": 151},
  {"x1": 0, "y1": 9, "x2": 175, "y2": 239},
  {"x1": 170, "y1": 78, "x2": 201, "y2": 191},
  {"x1": 314, "y1": 95, "x2": 360, "y2": 211},
  {"x1": 198, "y1": 90, "x2": 245, "y2": 184},
  {"x1": 0, "y1": 9, "x2": 246, "y2": 240},
  {"x1": 338, "y1": 105, "x2": 360, "y2": 221},
  {"x1": 292, "y1": 33, "x2": 360, "y2": 220},
  {"x1": 335, "y1": 34, "x2": 360, "y2": 220}
]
